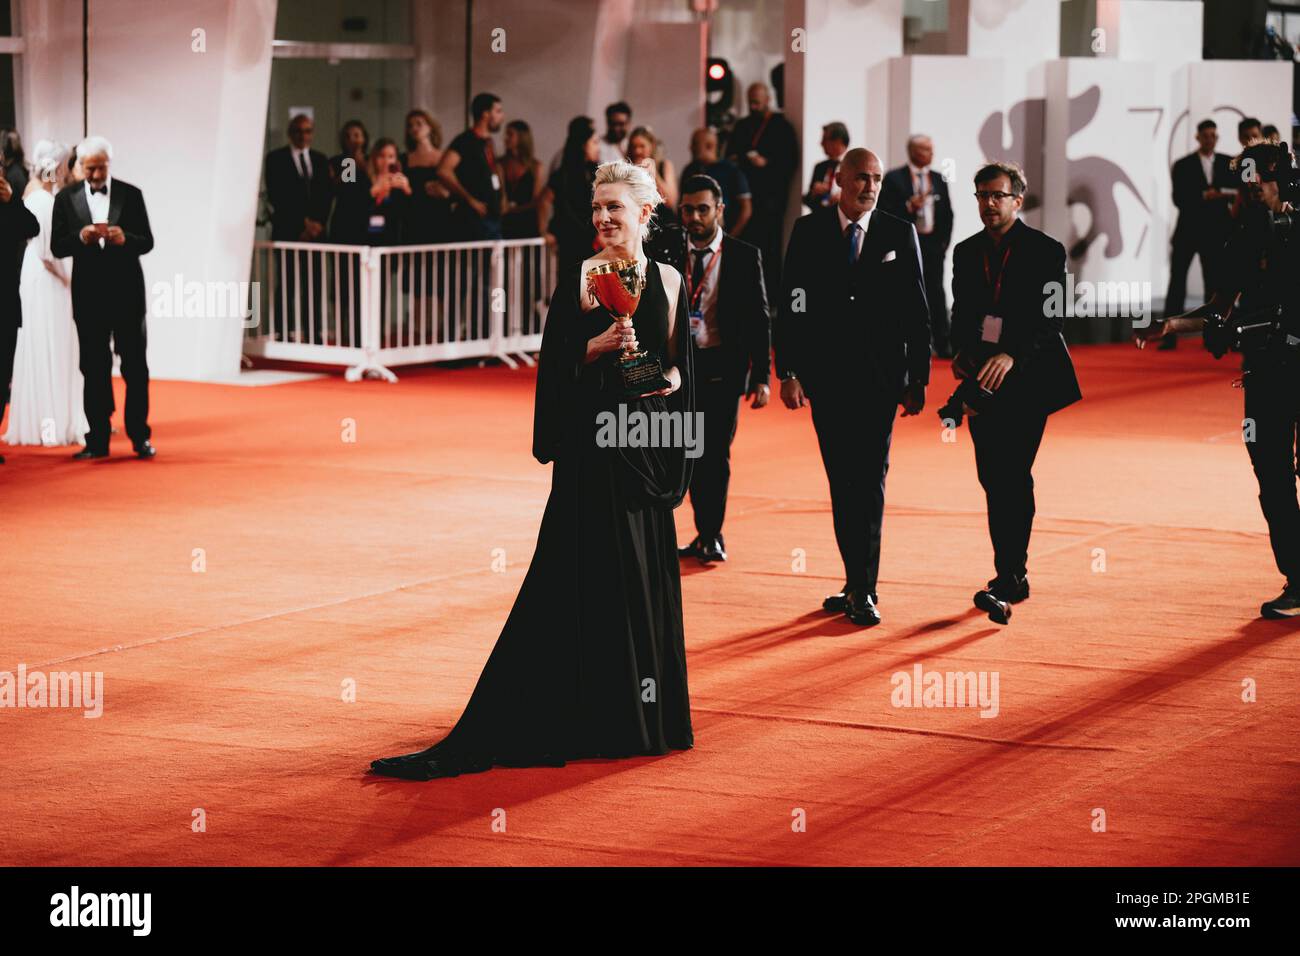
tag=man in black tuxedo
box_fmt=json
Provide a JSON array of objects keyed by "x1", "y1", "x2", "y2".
[
  {"x1": 949, "y1": 162, "x2": 1081, "y2": 624},
  {"x1": 264, "y1": 114, "x2": 331, "y2": 343},
  {"x1": 0, "y1": 165, "x2": 40, "y2": 465},
  {"x1": 1161, "y1": 118, "x2": 1237, "y2": 350},
  {"x1": 776, "y1": 148, "x2": 931, "y2": 628},
  {"x1": 51, "y1": 136, "x2": 155, "y2": 459},
  {"x1": 674, "y1": 174, "x2": 771, "y2": 564},
  {"x1": 880, "y1": 134, "x2": 955, "y2": 357}
]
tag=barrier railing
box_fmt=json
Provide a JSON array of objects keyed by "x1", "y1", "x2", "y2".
[{"x1": 246, "y1": 238, "x2": 553, "y2": 381}]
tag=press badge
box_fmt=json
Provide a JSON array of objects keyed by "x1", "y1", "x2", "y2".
[
  {"x1": 981, "y1": 315, "x2": 1003, "y2": 344},
  {"x1": 491, "y1": 173, "x2": 501, "y2": 191},
  {"x1": 689, "y1": 309, "x2": 705, "y2": 340},
  {"x1": 369, "y1": 214, "x2": 386, "y2": 232}
]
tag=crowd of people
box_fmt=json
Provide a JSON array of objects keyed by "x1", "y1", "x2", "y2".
[{"x1": 0, "y1": 130, "x2": 154, "y2": 463}]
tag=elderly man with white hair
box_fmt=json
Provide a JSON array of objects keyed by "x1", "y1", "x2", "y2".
[{"x1": 50, "y1": 134, "x2": 155, "y2": 459}]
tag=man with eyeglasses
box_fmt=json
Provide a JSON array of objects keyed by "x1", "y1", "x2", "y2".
[
  {"x1": 948, "y1": 162, "x2": 1082, "y2": 624},
  {"x1": 264, "y1": 114, "x2": 331, "y2": 343}
]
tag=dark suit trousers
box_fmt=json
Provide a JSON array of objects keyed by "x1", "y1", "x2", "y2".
[
  {"x1": 1243, "y1": 363, "x2": 1300, "y2": 583},
  {"x1": 274, "y1": 248, "x2": 324, "y2": 343},
  {"x1": 76, "y1": 313, "x2": 150, "y2": 451},
  {"x1": 918, "y1": 232, "x2": 950, "y2": 355},
  {"x1": 810, "y1": 390, "x2": 899, "y2": 594},
  {"x1": 687, "y1": 347, "x2": 741, "y2": 539},
  {"x1": 969, "y1": 408, "x2": 1049, "y2": 580},
  {"x1": 0, "y1": 322, "x2": 16, "y2": 426},
  {"x1": 1164, "y1": 227, "x2": 1225, "y2": 317}
]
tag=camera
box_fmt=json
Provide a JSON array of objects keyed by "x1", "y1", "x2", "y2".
[
  {"x1": 937, "y1": 351, "x2": 997, "y2": 427},
  {"x1": 1203, "y1": 304, "x2": 1300, "y2": 358}
]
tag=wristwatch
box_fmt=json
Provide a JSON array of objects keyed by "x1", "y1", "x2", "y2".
[{"x1": 781, "y1": 371, "x2": 798, "y2": 382}]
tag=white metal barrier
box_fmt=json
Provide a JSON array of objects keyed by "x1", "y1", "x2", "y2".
[{"x1": 246, "y1": 238, "x2": 553, "y2": 381}]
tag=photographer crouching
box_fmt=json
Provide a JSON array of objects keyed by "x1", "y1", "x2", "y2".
[{"x1": 1140, "y1": 141, "x2": 1300, "y2": 619}]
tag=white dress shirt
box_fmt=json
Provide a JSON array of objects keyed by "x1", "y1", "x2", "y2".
[
  {"x1": 292, "y1": 146, "x2": 313, "y2": 179},
  {"x1": 86, "y1": 176, "x2": 111, "y2": 247},
  {"x1": 1199, "y1": 151, "x2": 1214, "y2": 186},
  {"x1": 687, "y1": 226, "x2": 725, "y2": 349},
  {"x1": 908, "y1": 162, "x2": 936, "y2": 234}
]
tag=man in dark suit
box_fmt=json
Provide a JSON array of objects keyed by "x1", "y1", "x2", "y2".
[
  {"x1": 729, "y1": 83, "x2": 799, "y2": 306},
  {"x1": 264, "y1": 114, "x2": 331, "y2": 342},
  {"x1": 880, "y1": 134, "x2": 955, "y2": 357},
  {"x1": 775, "y1": 148, "x2": 931, "y2": 628},
  {"x1": 51, "y1": 136, "x2": 155, "y2": 459},
  {"x1": 803, "y1": 122, "x2": 849, "y2": 212},
  {"x1": 949, "y1": 161, "x2": 1082, "y2": 624},
  {"x1": 0, "y1": 165, "x2": 40, "y2": 465},
  {"x1": 1161, "y1": 118, "x2": 1237, "y2": 350},
  {"x1": 674, "y1": 174, "x2": 771, "y2": 563}
]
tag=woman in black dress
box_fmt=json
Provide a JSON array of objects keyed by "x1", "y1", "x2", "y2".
[
  {"x1": 545, "y1": 116, "x2": 600, "y2": 273},
  {"x1": 500, "y1": 120, "x2": 545, "y2": 239},
  {"x1": 400, "y1": 110, "x2": 451, "y2": 327},
  {"x1": 370, "y1": 161, "x2": 695, "y2": 780},
  {"x1": 329, "y1": 120, "x2": 371, "y2": 346}
]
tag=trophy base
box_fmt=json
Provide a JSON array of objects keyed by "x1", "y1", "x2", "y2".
[{"x1": 619, "y1": 351, "x2": 671, "y2": 398}]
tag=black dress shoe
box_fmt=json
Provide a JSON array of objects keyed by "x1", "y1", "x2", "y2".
[
  {"x1": 1261, "y1": 582, "x2": 1300, "y2": 619},
  {"x1": 134, "y1": 441, "x2": 156, "y2": 459},
  {"x1": 973, "y1": 575, "x2": 1028, "y2": 625},
  {"x1": 845, "y1": 588, "x2": 881, "y2": 627},
  {"x1": 678, "y1": 536, "x2": 704, "y2": 560},
  {"x1": 698, "y1": 535, "x2": 727, "y2": 563},
  {"x1": 823, "y1": 585, "x2": 851, "y2": 613},
  {"x1": 73, "y1": 447, "x2": 109, "y2": 460}
]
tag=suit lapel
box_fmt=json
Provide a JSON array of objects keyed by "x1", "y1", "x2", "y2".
[
  {"x1": 108, "y1": 183, "x2": 125, "y2": 225},
  {"x1": 70, "y1": 185, "x2": 91, "y2": 225}
]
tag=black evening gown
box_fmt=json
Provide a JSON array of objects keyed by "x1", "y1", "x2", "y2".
[{"x1": 370, "y1": 259, "x2": 695, "y2": 779}]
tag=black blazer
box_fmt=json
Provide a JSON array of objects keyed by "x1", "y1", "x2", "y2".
[
  {"x1": 0, "y1": 191, "x2": 39, "y2": 330},
  {"x1": 949, "y1": 218, "x2": 1081, "y2": 416},
  {"x1": 695, "y1": 233, "x2": 770, "y2": 395},
  {"x1": 265, "y1": 146, "x2": 332, "y2": 241},
  {"x1": 878, "y1": 165, "x2": 954, "y2": 250},
  {"x1": 803, "y1": 157, "x2": 839, "y2": 212},
  {"x1": 1170, "y1": 150, "x2": 1235, "y2": 240},
  {"x1": 51, "y1": 179, "x2": 155, "y2": 321},
  {"x1": 775, "y1": 206, "x2": 931, "y2": 400}
]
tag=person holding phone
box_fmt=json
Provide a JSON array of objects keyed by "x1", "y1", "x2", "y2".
[{"x1": 50, "y1": 135, "x2": 155, "y2": 460}]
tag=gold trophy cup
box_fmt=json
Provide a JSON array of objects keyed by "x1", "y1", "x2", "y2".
[{"x1": 586, "y1": 258, "x2": 671, "y2": 397}]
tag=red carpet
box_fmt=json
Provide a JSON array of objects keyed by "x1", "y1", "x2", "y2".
[{"x1": 2, "y1": 344, "x2": 1297, "y2": 865}]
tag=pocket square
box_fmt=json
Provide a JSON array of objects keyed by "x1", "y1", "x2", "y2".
[{"x1": 881, "y1": 249, "x2": 897, "y2": 263}]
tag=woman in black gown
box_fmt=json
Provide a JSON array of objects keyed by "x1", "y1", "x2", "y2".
[{"x1": 370, "y1": 160, "x2": 695, "y2": 780}]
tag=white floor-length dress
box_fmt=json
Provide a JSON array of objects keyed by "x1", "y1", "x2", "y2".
[{"x1": 3, "y1": 187, "x2": 88, "y2": 447}]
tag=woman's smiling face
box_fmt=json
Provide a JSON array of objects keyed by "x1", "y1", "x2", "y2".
[{"x1": 592, "y1": 182, "x2": 648, "y2": 249}]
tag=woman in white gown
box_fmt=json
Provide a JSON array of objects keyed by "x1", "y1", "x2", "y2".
[{"x1": 3, "y1": 140, "x2": 87, "y2": 447}]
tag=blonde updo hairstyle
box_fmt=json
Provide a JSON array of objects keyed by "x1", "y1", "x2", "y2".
[{"x1": 593, "y1": 160, "x2": 664, "y2": 235}]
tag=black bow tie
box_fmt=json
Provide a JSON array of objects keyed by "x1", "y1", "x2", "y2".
[{"x1": 90, "y1": 186, "x2": 107, "y2": 195}]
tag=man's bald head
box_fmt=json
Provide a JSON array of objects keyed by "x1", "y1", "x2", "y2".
[
  {"x1": 835, "y1": 148, "x2": 884, "y2": 218},
  {"x1": 747, "y1": 84, "x2": 771, "y2": 114}
]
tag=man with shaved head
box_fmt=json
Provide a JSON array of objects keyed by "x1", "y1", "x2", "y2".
[
  {"x1": 728, "y1": 82, "x2": 798, "y2": 304},
  {"x1": 775, "y1": 147, "x2": 932, "y2": 628},
  {"x1": 880, "y1": 134, "x2": 954, "y2": 356}
]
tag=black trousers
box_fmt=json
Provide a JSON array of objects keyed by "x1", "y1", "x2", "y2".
[
  {"x1": 686, "y1": 347, "x2": 742, "y2": 540},
  {"x1": 1243, "y1": 361, "x2": 1300, "y2": 584},
  {"x1": 76, "y1": 313, "x2": 150, "y2": 452},
  {"x1": 0, "y1": 321, "x2": 16, "y2": 428},
  {"x1": 809, "y1": 389, "x2": 899, "y2": 594},
  {"x1": 746, "y1": 197, "x2": 785, "y2": 307},
  {"x1": 1164, "y1": 228, "x2": 1225, "y2": 317},
  {"x1": 968, "y1": 407, "x2": 1049, "y2": 581},
  {"x1": 918, "y1": 233, "x2": 950, "y2": 355}
]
